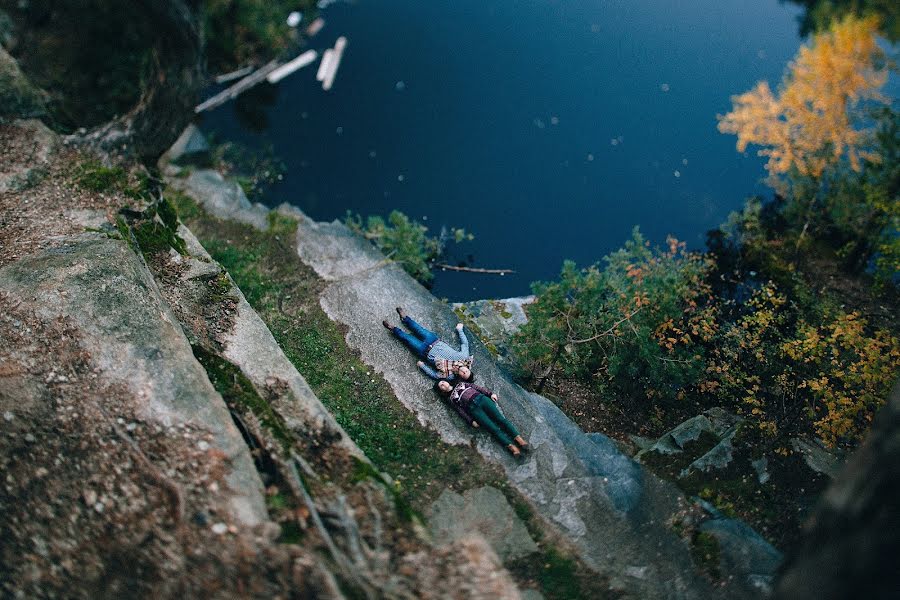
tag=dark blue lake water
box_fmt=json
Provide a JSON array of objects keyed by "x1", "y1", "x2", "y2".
[{"x1": 199, "y1": 0, "x2": 804, "y2": 301}]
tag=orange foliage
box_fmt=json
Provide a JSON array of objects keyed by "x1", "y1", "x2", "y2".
[{"x1": 718, "y1": 15, "x2": 889, "y2": 178}]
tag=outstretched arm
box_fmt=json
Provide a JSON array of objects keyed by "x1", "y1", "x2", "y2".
[
  {"x1": 417, "y1": 360, "x2": 442, "y2": 380},
  {"x1": 455, "y1": 323, "x2": 470, "y2": 355}
]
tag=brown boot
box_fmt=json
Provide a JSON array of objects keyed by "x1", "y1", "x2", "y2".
[
  {"x1": 396, "y1": 306, "x2": 408, "y2": 320},
  {"x1": 382, "y1": 320, "x2": 393, "y2": 331},
  {"x1": 514, "y1": 435, "x2": 530, "y2": 451},
  {"x1": 507, "y1": 444, "x2": 521, "y2": 457}
]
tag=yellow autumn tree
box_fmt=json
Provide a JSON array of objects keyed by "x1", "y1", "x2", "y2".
[{"x1": 718, "y1": 14, "x2": 889, "y2": 179}]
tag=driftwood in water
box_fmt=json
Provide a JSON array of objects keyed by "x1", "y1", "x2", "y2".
[
  {"x1": 318, "y1": 36, "x2": 347, "y2": 91},
  {"x1": 195, "y1": 60, "x2": 279, "y2": 113},
  {"x1": 267, "y1": 50, "x2": 318, "y2": 84},
  {"x1": 435, "y1": 263, "x2": 515, "y2": 275},
  {"x1": 214, "y1": 65, "x2": 254, "y2": 84}
]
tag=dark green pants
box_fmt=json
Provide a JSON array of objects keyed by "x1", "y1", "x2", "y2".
[{"x1": 469, "y1": 394, "x2": 520, "y2": 447}]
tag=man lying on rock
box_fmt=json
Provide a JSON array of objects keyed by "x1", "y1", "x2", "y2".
[
  {"x1": 382, "y1": 306, "x2": 474, "y2": 381},
  {"x1": 434, "y1": 377, "x2": 529, "y2": 457}
]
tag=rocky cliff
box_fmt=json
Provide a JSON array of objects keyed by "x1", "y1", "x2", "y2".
[
  {"x1": 163, "y1": 130, "x2": 784, "y2": 600},
  {"x1": 0, "y1": 120, "x2": 521, "y2": 599},
  {"x1": 2, "y1": 10, "x2": 894, "y2": 596}
]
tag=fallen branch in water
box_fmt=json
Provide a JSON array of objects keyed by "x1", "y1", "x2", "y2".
[{"x1": 435, "y1": 263, "x2": 515, "y2": 275}]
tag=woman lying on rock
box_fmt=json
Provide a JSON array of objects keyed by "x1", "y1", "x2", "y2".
[
  {"x1": 434, "y1": 377, "x2": 529, "y2": 457},
  {"x1": 383, "y1": 307, "x2": 474, "y2": 382}
]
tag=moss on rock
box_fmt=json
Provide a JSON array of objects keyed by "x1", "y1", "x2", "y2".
[{"x1": 192, "y1": 344, "x2": 293, "y2": 451}]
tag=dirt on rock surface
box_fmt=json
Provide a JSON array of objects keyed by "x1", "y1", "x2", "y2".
[
  {"x1": 0, "y1": 120, "x2": 119, "y2": 266},
  {"x1": 0, "y1": 293, "x2": 331, "y2": 599},
  {"x1": 0, "y1": 122, "x2": 333, "y2": 598}
]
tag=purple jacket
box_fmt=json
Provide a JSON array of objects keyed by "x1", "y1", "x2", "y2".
[{"x1": 444, "y1": 381, "x2": 493, "y2": 426}]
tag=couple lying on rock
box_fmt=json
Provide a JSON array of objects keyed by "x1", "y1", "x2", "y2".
[{"x1": 383, "y1": 308, "x2": 530, "y2": 457}]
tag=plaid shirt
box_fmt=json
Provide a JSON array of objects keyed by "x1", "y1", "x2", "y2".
[{"x1": 418, "y1": 328, "x2": 474, "y2": 379}]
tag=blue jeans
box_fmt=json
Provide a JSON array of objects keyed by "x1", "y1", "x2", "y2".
[{"x1": 392, "y1": 316, "x2": 439, "y2": 357}]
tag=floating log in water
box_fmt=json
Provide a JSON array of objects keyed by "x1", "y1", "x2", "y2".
[
  {"x1": 267, "y1": 50, "x2": 318, "y2": 84},
  {"x1": 316, "y1": 48, "x2": 335, "y2": 82},
  {"x1": 321, "y1": 36, "x2": 347, "y2": 91},
  {"x1": 195, "y1": 61, "x2": 280, "y2": 113},
  {"x1": 435, "y1": 263, "x2": 516, "y2": 275},
  {"x1": 214, "y1": 65, "x2": 254, "y2": 84}
]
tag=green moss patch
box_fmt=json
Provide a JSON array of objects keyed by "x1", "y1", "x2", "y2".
[
  {"x1": 75, "y1": 160, "x2": 129, "y2": 193},
  {"x1": 115, "y1": 195, "x2": 188, "y2": 258},
  {"x1": 190, "y1": 342, "x2": 309, "y2": 542},
  {"x1": 74, "y1": 159, "x2": 154, "y2": 202},
  {"x1": 168, "y1": 188, "x2": 203, "y2": 221},
  {"x1": 131, "y1": 216, "x2": 188, "y2": 256},
  {"x1": 192, "y1": 344, "x2": 293, "y2": 451},
  {"x1": 453, "y1": 305, "x2": 500, "y2": 357},
  {"x1": 491, "y1": 300, "x2": 514, "y2": 320}
]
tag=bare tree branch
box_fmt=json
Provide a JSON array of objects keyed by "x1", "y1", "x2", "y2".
[{"x1": 570, "y1": 308, "x2": 642, "y2": 345}]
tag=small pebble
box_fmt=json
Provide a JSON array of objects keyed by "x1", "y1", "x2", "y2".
[
  {"x1": 197, "y1": 440, "x2": 210, "y2": 451},
  {"x1": 3, "y1": 411, "x2": 13, "y2": 422},
  {"x1": 211, "y1": 522, "x2": 228, "y2": 535},
  {"x1": 94, "y1": 502, "x2": 105, "y2": 513}
]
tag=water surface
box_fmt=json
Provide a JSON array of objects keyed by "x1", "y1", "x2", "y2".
[{"x1": 200, "y1": 0, "x2": 803, "y2": 300}]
